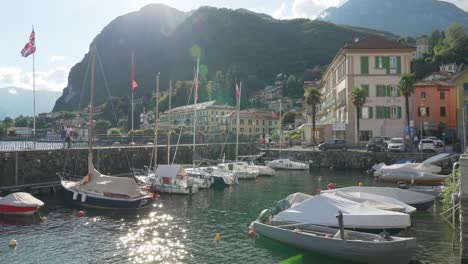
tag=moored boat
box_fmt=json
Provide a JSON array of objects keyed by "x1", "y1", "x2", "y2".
[
  {"x1": 0, "y1": 192, "x2": 44, "y2": 215},
  {"x1": 216, "y1": 162, "x2": 259, "y2": 179},
  {"x1": 143, "y1": 165, "x2": 199, "y2": 195},
  {"x1": 267, "y1": 159, "x2": 308, "y2": 170},
  {"x1": 252, "y1": 221, "x2": 417, "y2": 264}
]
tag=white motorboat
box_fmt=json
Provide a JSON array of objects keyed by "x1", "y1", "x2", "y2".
[
  {"x1": 267, "y1": 159, "x2": 308, "y2": 170},
  {"x1": 330, "y1": 191, "x2": 416, "y2": 214},
  {"x1": 272, "y1": 193, "x2": 411, "y2": 233},
  {"x1": 0, "y1": 192, "x2": 44, "y2": 215},
  {"x1": 250, "y1": 163, "x2": 276, "y2": 176},
  {"x1": 185, "y1": 167, "x2": 238, "y2": 187},
  {"x1": 138, "y1": 165, "x2": 199, "y2": 195},
  {"x1": 397, "y1": 183, "x2": 445, "y2": 198},
  {"x1": 252, "y1": 221, "x2": 416, "y2": 264},
  {"x1": 216, "y1": 162, "x2": 259, "y2": 179},
  {"x1": 323, "y1": 186, "x2": 436, "y2": 210},
  {"x1": 371, "y1": 153, "x2": 451, "y2": 185}
]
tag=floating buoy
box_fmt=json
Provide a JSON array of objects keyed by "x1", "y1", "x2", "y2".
[
  {"x1": 8, "y1": 239, "x2": 17, "y2": 247},
  {"x1": 315, "y1": 188, "x2": 322, "y2": 194},
  {"x1": 327, "y1": 183, "x2": 335, "y2": 190},
  {"x1": 40, "y1": 215, "x2": 47, "y2": 221},
  {"x1": 248, "y1": 230, "x2": 256, "y2": 237},
  {"x1": 358, "y1": 182, "x2": 364, "y2": 187},
  {"x1": 214, "y1": 233, "x2": 220, "y2": 242},
  {"x1": 76, "y1": 210, "x2": 85, "y2": 217}
]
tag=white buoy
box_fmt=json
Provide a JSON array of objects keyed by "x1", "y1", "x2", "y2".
[
  {"x1": 72, "y1": 192, "x2": 78, "y2": 200},
  {"x1": 8, "y1": 239, "x2": 17, "y2": 248}
]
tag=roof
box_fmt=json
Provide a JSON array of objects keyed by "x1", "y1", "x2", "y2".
[
  {"x1": 227, "y1": 108, "x2": 279, "y2": 120},
  {"x1": 344, "y1": 36, "x2": 415, "y2": 50},
  {"x1": 166, "y1": 101, "x2": 235, "y2": 113},
  {"x1": 414, "y1": 80, "x2": 455, "y2": 87}
]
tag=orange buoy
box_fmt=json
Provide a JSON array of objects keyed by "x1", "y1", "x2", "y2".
[
  {"x1": 327, "y1": 183, "x2": 335, "y2": 190},
  {"x1": 248, "y1": 230, "x2": 256, "y2": 237},
  {"x1": 76, "y1": 210, "x2": 85, "y2": 217}
]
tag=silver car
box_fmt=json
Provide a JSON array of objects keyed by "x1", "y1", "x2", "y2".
[{"x1": 387, "y1": 138, "x2": 406, "y2": 152}]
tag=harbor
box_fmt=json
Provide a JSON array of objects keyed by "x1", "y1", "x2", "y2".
[{"x1": 0, "y1": 169, "x2": 459, "y2": 264}]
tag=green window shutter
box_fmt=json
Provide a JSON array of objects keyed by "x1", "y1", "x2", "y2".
[
  {"x1": 397, "y1": 107, "x2": 402, "y2": 118},
  {"x1": 361, "y1": 56, "x2": 369, "y2": 75},
  {"x1": 386, "y1": 85, "x2": 391, "y2": 97},
  {"x1": 397, "y1": 56, "x2": 402, "y2": 74},
  {"x1": 376, "y1": 85, "x2": 380, "y2": 97},
  {"x1": 369, "y1": 107, "x2": 373, "y2": 119},
  {"x1": 384, "y1": 107, "x2": 389, "y2": 118},
  {"x1": 397, "y1": 86, "x2": 402, "y2": 96},
  {"x1": 383, "y1": 56, "x2": 390, "y2": 74},
  {"x1": 375, "y1": 56, "x2": 379, "y2": 68},
  {"x1": 362, "y1": 85, "x2": 369, "y2": 97}
]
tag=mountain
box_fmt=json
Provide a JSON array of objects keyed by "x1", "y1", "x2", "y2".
[
  {"x1": 53, "y1": 4, "x2": 395, "y2": 112},
  {"x1": 0, "y1": 87, "x2": 61, "y2": 119},
  {"x1": 319, "y1": 0, "x2": 468, "y2": 36}
]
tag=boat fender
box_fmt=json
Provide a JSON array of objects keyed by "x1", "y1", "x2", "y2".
[
  {"x1": 248, "y1": 229, "x2": 256, "y2": 238},
  {"x1": 358, "y1": 182, "x2": 364, "y2": 187},
  {"x1": 214, "y1": 233, "x2": 220, "y2": 242},
  {"x1": 8, "y1": 239, "x2": 17, "y2": 247},
  {"x1": 397, "y1": 182, "x2": 409, "y2": 189},
  {"x1": 81, "y1": 194, "x2": 87, "y2": 203},
  {"x1": 76, "y1": 211, "x2": 85, "y2": 217},
  {"x1": 72, "y1": 192, "x2": 78, "y2": 201},
  {"x1": 327, "y1": 183, "x2": 335, "y2": 190},
  {"x1": 315, "y1": 188, "x2": 322, "y2": 194}
]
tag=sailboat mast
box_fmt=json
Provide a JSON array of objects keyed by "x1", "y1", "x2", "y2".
[
  {"x1": 153, "y1": 73, "x2": 160, "y2": 175},
  {"x1": 192, "y1": 56, "x2": 199, "y2": 168},
  {"x1": 131, "y1": 51, "x2": 134, "y2": 132},
  {"x1": 235, "y1": 82, "x2": 242, "y2": 162},
  {"x1": 88, "y1": 45, "x2": 96, "y2": 172},
  {"x1": 167, "y1": 80, "x2": 172, "y2": 164},
  {"x1": 279, "y1": 99, "x2": 282, "y2": 150}
]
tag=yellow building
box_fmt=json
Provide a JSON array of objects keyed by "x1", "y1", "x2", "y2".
[
  {"x1": 227, "y1": 109, "x2": 280, "y2": 137},
  {"x1": 304, "y1": 36, "x2": 415, "y2": 145},
  {"x1": 453, "y1": 70, "x2": 468, "y2": 147}
]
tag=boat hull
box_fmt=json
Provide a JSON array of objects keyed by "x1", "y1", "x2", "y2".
[
  {"x1": 152, "y1": 184, "x2": 199, "y2": 195},
  {"x1": 0, "y1": 205, "x2": 40, "y2": 215},
  {"x1": 62, "y1": 185, "x2": 152, "y2": 210},
  {"x1": 253, "y1": 222, "x2": 416, "y2": 264}
]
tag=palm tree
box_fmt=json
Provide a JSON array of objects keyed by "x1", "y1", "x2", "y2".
[
  {"x1": 351, "y1": 86, "x2": 367, "y2": 143},
  {"x1": 305, "y1": 87, "x2": 321, "y2": 147},
  {"x1": 398, "y1": 73, "x2": 416, "y2": 137}
]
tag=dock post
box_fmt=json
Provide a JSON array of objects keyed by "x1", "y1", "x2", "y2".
[
  {"x1": 460, "y1": 153, "x2": 468, "y2": 262},
  {"x1": 15, "y1": 152, "x2": 18, "y2": 185}
]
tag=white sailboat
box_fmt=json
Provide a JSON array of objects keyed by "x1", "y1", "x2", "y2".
[{"x1": 267, "y1": 159, "x2": 308, "y2": 170}]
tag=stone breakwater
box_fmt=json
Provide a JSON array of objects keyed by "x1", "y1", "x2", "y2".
[
  {"x1": 264, "y1": 149, "x2": 459, "y2": 172},
  {"x1": 0, "y1": 143, "x2": 259, "y2": 187}
]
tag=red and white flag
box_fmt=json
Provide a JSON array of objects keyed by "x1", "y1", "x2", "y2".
[
  {"x1": 235, "y1": 82, "x2": 240, "y2": 99},
  {"x1": 272, "y1": 111, "x2": 279, "y2": 119},
  {"x1": 21, "y1": 29, "x2": 36, "y2": 58},
  {"x1": 131, "y1": 52, "x2": 138, "y2": 92}
]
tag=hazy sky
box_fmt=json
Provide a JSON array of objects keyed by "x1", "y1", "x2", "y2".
[{"x1": 1, "y1": 0, "x2": 467, "y2": 93}]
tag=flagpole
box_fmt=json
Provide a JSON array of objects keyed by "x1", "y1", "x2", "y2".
[
  {"x1": 131, "y1": 51, "x2": 134, "y2": 133},
  {"x1": 236, "y1": 82, "x2": 241, "y2": 162},
  {"x1": 192, "y1": 56, "x2": 199, "y2": 169},
  {"x1": 32, "y1": 26, "x2": 36, "y2": 149}
]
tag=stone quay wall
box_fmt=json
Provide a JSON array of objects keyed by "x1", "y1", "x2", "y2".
[
  {"x1": 265, "y1": 149, "x2": 459, "y2": 172},
  {"x1": 0, "y1": 143, "x2": 259, "y2": 187}
]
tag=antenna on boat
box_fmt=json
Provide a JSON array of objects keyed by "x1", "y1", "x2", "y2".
[{"x1": 153, "y1": 73, "x2": 160, "y2": 176}]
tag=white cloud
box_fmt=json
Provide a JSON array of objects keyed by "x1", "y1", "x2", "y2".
[
  {"x1": 0, "y1": 66, "x2": 68, "y2": 92},
  {"x1": 272, "y1": 2, "x2": 289, "y2": 19},
  {"x1": 8, "y1": 89, "x2": 18, "y2": 95},
  {"x1": 446, "y1": 0, "x2": 468, "y2": 11},
  {"x1": 292, "y1": 0, "x2": 347, "y2": 19},
  {"x1": 50, "y1": 56, "x2": 65, "y2": 63}
]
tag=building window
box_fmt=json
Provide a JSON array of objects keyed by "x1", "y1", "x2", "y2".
[
  {"x1": 440, "y1": 107, "x2": 446, "y2": 117},
  {"x1": 248, "y1": 119, "x2": 252, "y2": 125},
  {"x1": 390, "y1": 85, "x2": 399, "y2": 97},
  {"x1": 421, "y1": 92, "x2": 426, "y2": 99},
  {"x1": 361, "y1": 106, "x2": 373, "y2": 119},
  {"x1": 240, "y1": 128, "x2": 244, "y2": 133},
  {"x1": 232, "y1": 128, "x2": 236, "y2": 133},
  {"x1": 390, "y1": 106, "x2": 402, "y2": 119},
  {"x1": 256, "y1": 120, "x2": 259, "y2": 125},
  {"x1": 440, "y1": 91, "x2": 445, "y2": 100},
  {"x1": 263, "y1": 120, "x2": 265, "y2": 125},
  {"x1": 377, "y1": 56, "x2": 383, "y2": 68},
  {"x1": 249, "y1": 128, "x2": 252, "y2": 133},
  {"x1": 269, "y1": 120, "x2": 272, "y2": 126},
  {"x1": 390, "y1": 56, "x2": 397, "y2": 69},
  {"x1": 240, "y1": 119, "x2": 244, "y2": 125}
]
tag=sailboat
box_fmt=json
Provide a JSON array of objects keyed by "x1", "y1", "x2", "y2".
[{"x1": 59, "y1": 46, "x2": 153, "y2": 210}]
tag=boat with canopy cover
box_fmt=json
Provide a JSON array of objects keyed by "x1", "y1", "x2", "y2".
[{"x1": 0, "y1": 192, "x2": 44, "y2": 215}]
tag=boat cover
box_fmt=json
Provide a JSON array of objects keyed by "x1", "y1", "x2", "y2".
[
  {"x1": 332, "y1": 191, "x2": 416, "y2": 214},
  {"x1": 0, "y1": 192, "x2": 44, "y2": 207},
  {"x1": 285, "y1": 192, "x2": 312, "y2": 207},
  {"x1": 422, "y1": 153, "x2": 451, "y2": 164},
  {"x1": 155, "y1": 165, "x2": 187, "y2": 179},
  {"x1": 78, "y1": 169, "x2": 143, "y2": 198},
  {"x1": 373, "y1": 162, "x2": 442, "y2": 174},
  {"x1": 273, "y1": 193, "x2": 411, "y2": 229},
  {"x1": 322, "y1": 187, "x2": 435, "y2": 205}
]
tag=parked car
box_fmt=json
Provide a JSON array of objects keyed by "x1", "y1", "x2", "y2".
[
  {"x1": 425, "y1": 136, "x2": 444, "y2": 147},
  {"x1": 419, "y1": 139, "x2": 437, "y2": 152},
  {"x1": 318, "y1": 139, "x2": 347, "y2": 151},
  {"x1": 366, "y1": 137, "x2": 386, "y2": 152},
  {"x1": 387, "y1": 138, "x2": 407, "y2": 152}
]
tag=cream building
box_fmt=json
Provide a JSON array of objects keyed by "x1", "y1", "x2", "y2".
[
  {"x1": 304, "y1": 36, "x2": 415, "y2": 145},
  {"x1": 227, "y1": 108, "x2": 281, "y2": 137},
  {"x1": 411, "y1": 36, "x2": 429, "y2": 60}
]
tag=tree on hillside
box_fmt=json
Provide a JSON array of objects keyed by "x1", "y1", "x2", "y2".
[
  {"x1": 351, "y1": 86, "x2": 366, "y2": 143},
  {"x1": 15, "y1": 116, "x2": 29, "y2": 127},
  {"x1": 305, "y1": 87, "x2": 321, "y2": 146},
  {"x1": 3, "y1": 117, "x2": 13, "y2": 128},
  {"x1": 285, "y1": 74, "x2": 297, "y2": 97},
  {"x1": 282, "y1": 112, "x2": 295, "y2": 126},
  {"x1": 398, "y1": 73, "x2": 416, "y2": 138},
  {"x1": 95, "y1": 120, "x2": 111, "y2": 135},
  {"x1": 302, "y1": 66, "x2": 323, "y2": 81}
]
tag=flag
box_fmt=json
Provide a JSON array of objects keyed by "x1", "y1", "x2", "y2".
[
  {"x1": 21, "y1": 29, "x2": 36, "y2": 57},
  {"x1": 131, "y1": 53, "x2": 138, "y2": 92},
  {"x1": 235, "y1": 82, "x2": 240, "y2": 98},
  {"x1": 272, "y1": 111, "x2": 279, "y2": 119}
]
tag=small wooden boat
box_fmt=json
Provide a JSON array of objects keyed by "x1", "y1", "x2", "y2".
[
  {"x1": 0, "y1": 192, "x2": 44, "y2": 215},
  {"x1": 252, "y1": 221, "x2": 417, "y2": 264}
]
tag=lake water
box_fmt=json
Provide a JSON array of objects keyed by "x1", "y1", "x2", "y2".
[{"x1": 0, "y1": 169, "x2": 459, "y2": 264}]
